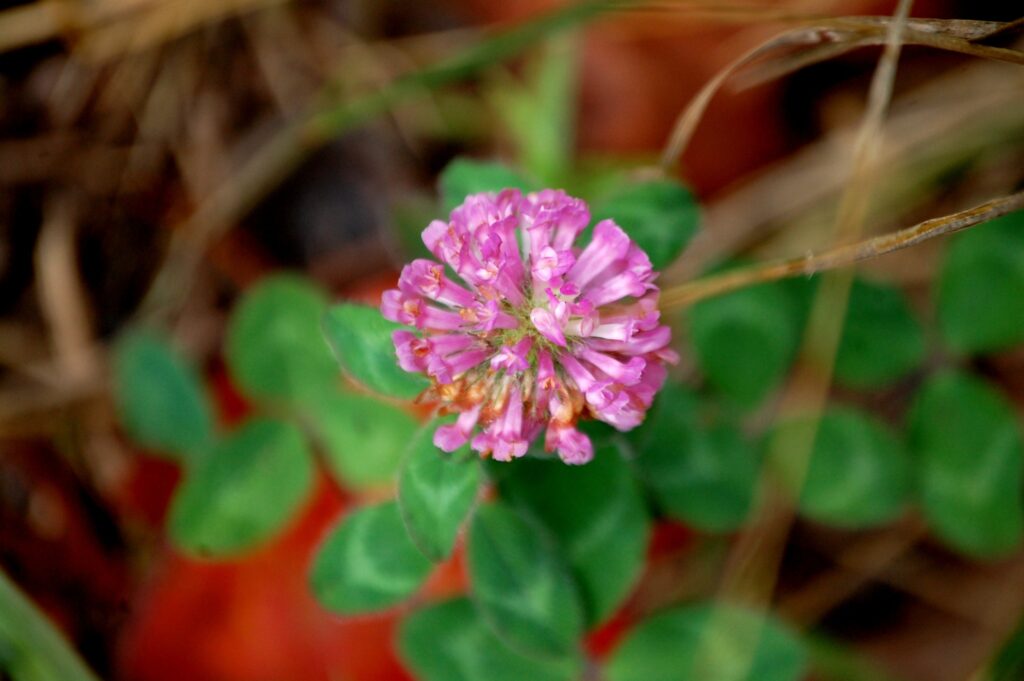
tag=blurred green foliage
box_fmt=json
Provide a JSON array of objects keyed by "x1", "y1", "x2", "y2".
[
  {"x1": 169, "y1": 418, "x2": 314, "y2": 556},
  {"x1": 113, "y1": 332, "x2": 214, "y2": 461},
  {"x1": 112, "y1": 157, "x2": 1024, "y2": 678},
  {"x1": 324, "y1": 302, "x2": 430, "y2": 399},
  {"x1": 495, "y1": 436, "x2": 650, "y2": 626},
  {"x1": 310, "y1": 501, "x2": 433, "y2": 613},
  {"x1": 938, "y1": 210, "x2": 1024, "y2": 353},
  {"x1": 590, "y1": 179, "x2": 699, "y2": 270},
  {"x1": 989, "y1": 614, "x2": 1024, "y2": 681},
  {"x1": 398, "y1": 421, "x2": 482, "y2": 561},
  {"x1": 226, "y1": 276, "x2": 337, "y2": 403},
  {"x1": 833, "y1": 278, "x2": 925, "y2": 389},
  {"x1": 467, "y1": 501, "x2": 585, "y2": 659},
  {"x1": 439, "y1": 159, "x2": 535, "y2": 212},
  {"x1": 309, "y1": 392, "x2": 419, "y2": 488},
  {"x1": 489, "y1": 36, "x2": 578, "y2": 188},
  {"x1": 0, "y1": 571, "x2": 102, "y2": 681},
  {"x1": 604, "y1": 603, "x2": 807, "y2": 681},
  {"x1": 399, "y1": 598, "x2": 581, "y2": 681},
  {"x1": 627, "y1": 383, "x2": 759, "y2": 531},
  {"x1": 688, "y1": 270, "x2": 806, "y2": 407},
  {"x1": 768, "y1": 407, "x2": 911, "y2": 528},
  {"x1": 909, "y1": 370, "x2": 1024, "y2": 557}
]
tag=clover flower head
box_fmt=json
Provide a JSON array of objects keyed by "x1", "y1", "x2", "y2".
[{"x1": 382, "y1": 188, "x2": 678, "y2": 465}]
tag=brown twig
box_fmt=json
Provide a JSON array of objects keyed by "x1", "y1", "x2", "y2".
[{"x1": 659, "y1": 190, "x2": 1024, "y2": 310}]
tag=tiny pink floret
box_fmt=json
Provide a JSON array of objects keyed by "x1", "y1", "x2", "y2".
[{"x1": 381, "y1": 189, "x2": 676, "y2": 465}]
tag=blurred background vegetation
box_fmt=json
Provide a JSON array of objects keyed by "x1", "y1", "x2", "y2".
[{"x1": 0, "y1": 1, "x2": 1023, "y2": 680}]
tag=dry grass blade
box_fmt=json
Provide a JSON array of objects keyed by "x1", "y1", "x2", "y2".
[
  {"x1": 658, "y1": 28, "x2": 808, "y2": 171},
  {"x1": 833, "y1": 15, "x2": 1007, "y2": 40},
  {"x1": 0, "y1": 0, "x2": 286, "y2": 58},
  {"x1": 0, "y1": 1, "x2": 76, "y2": 54},
  {"x1": 977, "y1": 16, "x2": 1024, "y2": 43},
  {"x1": 137, "y1": 0, "x2": 615, "y2": 322},
  {"x1": 631, "y1": 1, "x2": 833, "y2": 24},
  {"x1": 77, "y1": 0, "x2": 289, "y2": 62},
  {"x1": 659, "y1": 189, "x2": 1024, "y2": 310},
  {"x1": 34, "y1": 195, "x2": 100, "y2": 388},
  {"x1": 778, "y1": 520, "x2": 927, "y2": 627},
  {"x1": 706, "y1": 6, "x2": 913, "y2": 663},
  {"x1": 659, "y1": 15, "x2": 1023, "y2": 170},
  {"x1": 666, "y1": 56, "x2": 1024, "y2": 284},
  {"x1": 738, "y1": 17, "x2": 1024, "y2": 88}
]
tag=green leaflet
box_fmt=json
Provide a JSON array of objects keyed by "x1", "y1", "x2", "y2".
[
  {"x1": 938, "y1": 210, "x2": 1024, "y2": 354},
  {"x1": 399, "y1": 598, "x2": 581, "y2": 681},
  {"x1": 439, "y1": 158, "x2": 534, "y2": 212},
  {"x1": 226, "y1": 276, "x2": 337, "y2": 403},
  {"x1": 834, "y1": 278, "x2": 926, "y2": 389},
  {"x1": 169, "y1": 418, "x2": 314, "y2": 557},
  {"x1": 628, "y1": 383, "x2": 760, "y2": 531},
  {"x1": 591, "y1": 178, "x2": 699, "y2": 270},
  {"x1": 467, "y1": 502, "x2": 585, "y2": 659},
  {"x1": 310, "y1": 501, "x2": 433, "y2": 614},
  {"x1": 323, "y1": 303, "x2": 429, "y2": 400},
  {"x1": 496, "y1": 438, "x2": 650, "y2": 626},
  {"x1": 112, "y1": 331, "x2": 214, "y2": 461},
  {"x1": 909, "y1": 370, "x2": 1024, "y2": 557},
  {"x1": 606, "y1": 602, "x2": 807, "y2": 681},
  {"x1": 769, "y1": 406, "x2": 911, "y2": 528},
  {"x1": 398, "y1": 420, "x2": 482, "y2": 561},
  {"x1": 688, "y1": 274, "x2": 805, "y2": 408},
  {"x1": 309, "y1": 391, "x2": 419, "y2": 489}
]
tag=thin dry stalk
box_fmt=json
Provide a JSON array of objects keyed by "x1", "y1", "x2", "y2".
[
  {"x1": 666, "y1": 55, "x2": 1024, "y2": 284},
  {"x1": 659, "y1": 190, "x2": 1024, "y2": 309},
  {"x1": 735, "y1": 17, "x2": 1023, "y2": 89},
  {"x1": 242, "y1": 7, "x2": 318, "y2": 115},
  {"x1": 138, "y1": 116, "x2": 313, "y2": 321},
  {"x1": 0, "y1": 380, "x2": 104, "y2": 437},
  {"x1": 33, "y1": 195, "x2": 100, "y2": 389},
  {"x1": 137, "y1": 1, "x2": 616, "y2": 321},
  {"x1": 0, "y1": 1, "x2": 77, "y2": 54},
  {"x1": 704, "y1": 5, "x2": 912, "y2": 673},
  {"x1": 658, "y1": 15, "x2": 1024, "y2": 171},
  {"x1": 77, "y1": 0, "x2": 288, "y2": 62},
  {"x1": 0, "y1": 0, "x2": 287, "y2": 59},
  {"x1": 878, "y1": 556, "x2": 1024, "y2": 680},
  {"x1": 778, "y1": 520, "x2": 927, "y2": 627}
]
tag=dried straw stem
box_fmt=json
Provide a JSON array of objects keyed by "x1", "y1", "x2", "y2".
[
  {"x1": 658, "y1": 15, "x2": 1024, "y2": 171},
  {"x1": 659, "y1": 189, "x2": 1024, "y2": 310},
  {"x1": 709, "y1": 0, "x2": 913, "y2": 639}
]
